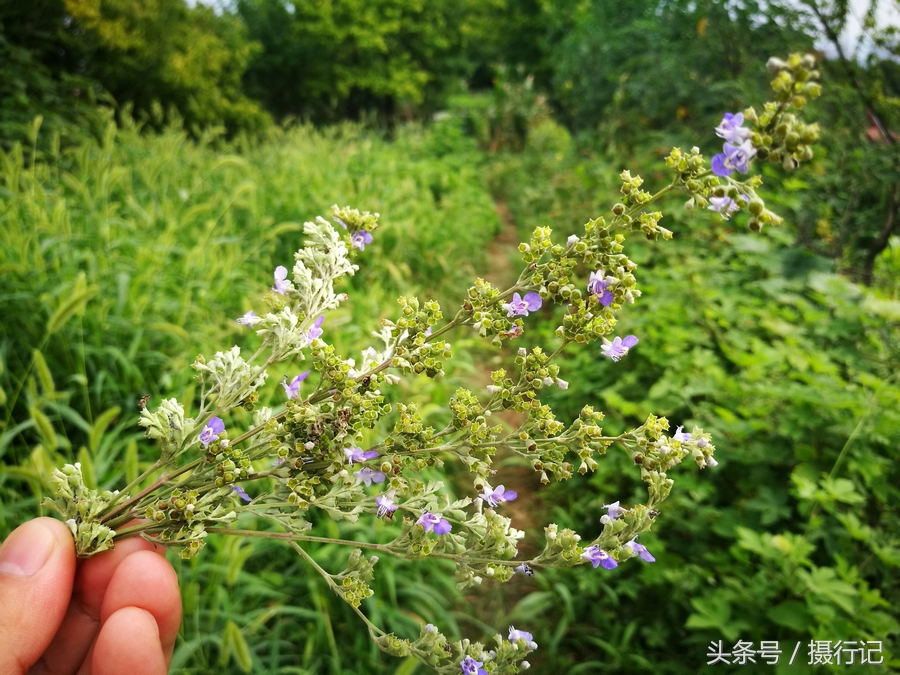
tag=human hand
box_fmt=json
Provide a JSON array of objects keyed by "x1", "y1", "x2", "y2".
[{"x1": 0, "y1": 517, "x2": 181, "y2": 675}]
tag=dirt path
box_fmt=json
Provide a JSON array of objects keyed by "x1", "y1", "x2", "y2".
[{"x1": 465, "y1": 199, "x2": 542, "y2": 624}]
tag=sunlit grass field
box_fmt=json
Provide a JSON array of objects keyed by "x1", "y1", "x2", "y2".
[{"x1": 2, "y1": 113, "x2": 899, "y2": 673}]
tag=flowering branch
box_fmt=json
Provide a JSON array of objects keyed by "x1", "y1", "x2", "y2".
[{"x1": 39, "y1": 54, "x2": 823, "y2": 674}]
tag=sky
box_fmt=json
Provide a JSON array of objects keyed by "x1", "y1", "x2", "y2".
[{"x1": 819, "y1": 0, "x2": 900, "y2": 57}]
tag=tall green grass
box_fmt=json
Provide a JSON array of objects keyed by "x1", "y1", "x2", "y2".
[{"x1": 0, "y1": 116, "x2": 501, "y2": 673}]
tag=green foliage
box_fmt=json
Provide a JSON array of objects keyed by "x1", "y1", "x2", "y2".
[
  {"x1": 0, "y1": 23, "x2": 107, "y2": 149},
  {"x1": 238, "y1": 0, "x2": 467, "y2": 123},
  {"x1": 0, "y1": 117, "x2": 497, "y2": 471},
  {"x1": 486, "y1": 125, "x2": 900, "y2": 672},
  {"x1": 0, "y1": 0, "x2": 269, "y2": 144},
  {"x1": 0, "y1": 115, "x2": 503, "y2": 673},
  {"x1": 62, "y1": 0, "x2": 269, "y2": 133}
]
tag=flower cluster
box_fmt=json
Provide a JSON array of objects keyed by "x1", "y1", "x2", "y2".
[{"x1": 44, "y1": 53, "x2": 822, "y2": 675}]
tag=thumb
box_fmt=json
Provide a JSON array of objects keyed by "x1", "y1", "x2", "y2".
[{"x1": 0, "y1": 517, "x2": 76, "y2": 674}]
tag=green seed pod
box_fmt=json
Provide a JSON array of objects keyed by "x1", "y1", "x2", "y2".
[{"x1": 785, "y1": 132, "x2": 800, "y2": 151}]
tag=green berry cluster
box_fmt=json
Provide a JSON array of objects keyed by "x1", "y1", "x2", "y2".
[
  {"x1": 334, "y1": 548, "x2": 378, "y2": 608},
  {"x1": 532, "y1": 523, "x2": 583, "y2": 566},
  {"x1": 204, "y1": 438, "x2": 252, "y2": 488}
]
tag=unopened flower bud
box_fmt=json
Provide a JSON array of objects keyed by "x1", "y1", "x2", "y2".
[{"x1": 766, "y1": 57, "x2": 787, "y2": 73}]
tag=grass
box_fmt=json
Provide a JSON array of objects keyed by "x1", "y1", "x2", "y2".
[{"x1": 0, "y1": 116, "x2": 504, "y2": 674}]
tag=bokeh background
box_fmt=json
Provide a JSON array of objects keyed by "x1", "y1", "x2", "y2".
[{"x1": 1, "y1": 1, "x2": 899, "y2": 673}]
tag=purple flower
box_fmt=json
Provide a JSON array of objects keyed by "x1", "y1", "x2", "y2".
[
  {"x1": 625, "y1": 538, "x2": 656, "y2": 563},
  {"x1": 231, "y1": 485, "x2": 252, "y2": 502},
  {"x1": 714, "y1": 112, "x2": 751, "y2": 143},
  {"x1": 282, "y1": 371, "x2": 310, "y2": 399},
  {"x1": 581, "y1": 545, "x2": 618, "y2": 570},
  {"x1": 307, "y1": 315, "x2": 325, "y2": 341},
  {"x1": 460, "y1": 656, "x2": 487, "y2": 675},
  {"x1": 417, "y1": 511, "x2": 452, "y2": 534},
  {"x1": 711, "y1": 140, "x2": 756, "y2": 177},
  {"x1": 344, "y1": 446, "x2": 379, "y2": 465},
  {"x1": 351, "y1": 230, "x2": 373, "y2": 251},
  {"x1": 502, "y1": 291, "x2": 542, "y2": 317},
  {"x1": 355, "y1": 467, "x2": 385, "y2": 486},
  {"x1": 334, "y1": 216, "x2": 348, "y2": 229},
  {"x1": 273, "y1": 265, "x2": 290, "y2": 294},
  {"x1": 236, "y1": 310, "x2": 260, "y2": 327},
  {"x1": 508, "y1": 626, "x2": 538, "y2": 650},
  {"x1": 567, "y1": 234, "x2": 580, "y2": 247},
  {"x1": 199, "y1": 417, "x2": 225, "y2": 447},
  {"x1": 587, "y1": 271, "x2": 614, "y2": 306},
  {"x1": 480, "y1": 484, "x2": 517, "y2": 507},
  {"x1": 603, "y1": 501, "x2": 626, "y2": 520},
  {"x1": 376, "y1": 490, "x2": 398, "y2": 518},
  {"x1": 514, "y1": 563, "x2": 535, "y2": 576},
  {"x1": 708, "y1": 196, "x2": 740, "y2": 219},
  {"x1": 672, "y1": 425, "x2": 692, "y2": 442},
  {"x1": 601, "y1": 335, "x2": 638, "y2": 362}
]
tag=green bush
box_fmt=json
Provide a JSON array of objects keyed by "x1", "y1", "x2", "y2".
[{"x1": 485, "y1": 129, "x2": 900, "y2": 672}]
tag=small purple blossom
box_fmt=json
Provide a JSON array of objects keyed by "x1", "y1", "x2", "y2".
[
  {"x1": 344, "y1": 446, "x2": 379, "y2": 465},
  {"x1": 711, "y1": 139, "x2": 756, "y2": 177},
  {"x1": 587, "y1": 271, "x2": 614, "y2": 306},
  {"x1": 601, "y1": 335, "x2": 638, "y2": 362},
  {"x1": 273, "y1": 265, "x2": 290, "y2": 294},
  {"x1": 460, "y1": 656, "x2": 487, "y2": 675},
  {"x1": 708, "y1": 196, "x2": 741, "y2": 219},
  {"x1": 673, "y1": 425, "x2": 692, "y2": 442},
  {"x1": 376, "y1": 490, "x2": 398, "y2": 518},
  {"x1": 625, "y1": 538, "x2": 656, "y2": 563},
  {"x1": 581, "y1": 545, "x2": 618, "y2": 570},
  {"x1": 282, "y1": 371, "x2": 310, "y2": 399},
  {"x1": 231, "y1": 485, "x2": 252, "y2": 502},
  {"x1": 417, "y1": 511, "x2": 452, "y2": 534},
  {"x1": 236, "y1": 310, "x2": 260, "y2": 327},
  {"x1": 355, "y1": 467, "x2": 386, "y2": 486},
  {"x1": 567, "y1": 234, "x2": 580, "y2": 247},
  {"x1": 714, "y1": 112, "x2": 751, "y2": 143},
  {"x1": 307, "y1": 315, "x2": 325, "y2": 341},
  {"x1": 481, "y1": 484, "x2": 517, "y2": 507},
  {"x1": 514, "y1": 563, "x2": 535, "y2": 576},
  {"x1": 351, "y1": 230, "x2": 373, "y2": 251},
  {"x1": 707, "y1": 456, "x2": 719, "y2": 467},
  {"x1": 603, "y1": 501, "x2": 626, "y2": 520},
  {"x1": 199, "y1": 417, "x2": 225, "y2": 447},
  {"x1": 502, "y1": 291, "x2": 542, "y2": 318},
  {"x1": 334, "y1": 216, "x2": 348, "y2": 229},
  {"x1": 508, "y1": 626, "x2": 538, "y2": 650}
]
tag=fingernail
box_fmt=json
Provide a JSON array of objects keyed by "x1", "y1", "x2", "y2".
[{"x1": 0, "y1": 520, "x2": 57, "y2": 576}]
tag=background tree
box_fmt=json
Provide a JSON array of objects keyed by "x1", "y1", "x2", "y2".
[{"x1": 236, "y1": 0, "x2": 467, "y2": 123}]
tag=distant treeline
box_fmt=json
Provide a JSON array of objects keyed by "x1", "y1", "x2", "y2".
[{"x1": 2, "y1": 0, "x2": 895, "y2": 138}]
